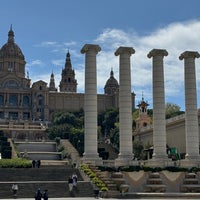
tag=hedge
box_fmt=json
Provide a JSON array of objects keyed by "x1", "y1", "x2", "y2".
[{"x1": 0, "y1": 158, "x2": 32, "y2": 168}]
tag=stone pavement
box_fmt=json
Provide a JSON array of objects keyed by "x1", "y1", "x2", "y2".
[{"x1": 0, "y1": 198, "x2": 199, "y2": 200}]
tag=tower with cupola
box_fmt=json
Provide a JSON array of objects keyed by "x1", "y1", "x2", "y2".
[
  {"x1": 59, "y1": 51, "x2": 77, "y2": 92},
  {"x1": 49, "y1": 72, "x2": 57, "y2": 91},
  {"x1": 135, "y1": 94, "x2": 151, "y2": 131}
]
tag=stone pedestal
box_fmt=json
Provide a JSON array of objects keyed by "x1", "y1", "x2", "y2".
[
  {"x1": 179, "y1": 51, "x2": 200, "y2": 161},
  {"x1": 147, "y1": 49, "x2": 168, "y2": 161},
  {"x1": 115, "y1": 47, "x2": 135, "y2": 162},
  {"x1": 81, "y1": 44, "x2": 101, "y2": 161}
]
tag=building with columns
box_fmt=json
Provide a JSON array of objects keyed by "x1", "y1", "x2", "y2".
[
  {"x1": 135, "y1": 49, "x2": 200, "y2": 166},
  {"x1": 0, "y1": 27, "x2": 135, "y2": 124},
  {"x1": 1, "y1": 26, "x2": 200, "y2": 166}
]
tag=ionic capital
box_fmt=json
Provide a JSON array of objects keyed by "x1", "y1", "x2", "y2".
[
  {"x1": 81, "y1": 44, "x2": 101, "y2": 54},
  {"x1": 147, "y1": 49, "x2": 168, "y2": 58},
  {"x1": 179, "y1": 51, "x2": 200, "y2": 60},
  {"x1": 115, "y1": 47, "x2": 135, "y2": 56}
]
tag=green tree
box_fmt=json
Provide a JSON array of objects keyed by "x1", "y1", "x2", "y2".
[
  {"x1": 165, "y1": 103, "x2": 184, "y2": 119},
  {"x1": 47, "y1": 109, "x2": 85, "y2": 155},
  {"x1": 102, "y1": 108, "x2": 119, "y2": 136},
  {"x1": 133, "y1": 140, "x2": 144, "y2": 160}
]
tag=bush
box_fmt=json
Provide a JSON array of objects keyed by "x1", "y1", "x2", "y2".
[
  {"x1": 0, "y1": 158, "x2": 32, "y2": 168},
  {"x1": 119, "y1": 165, "x2": 142, "y2": 171},
  {"x1": 80, "y1": 164, "x2": 108, "y2": 191},
  {"x1": 100, "y1": 186, "x2": 108, "y2": 191},
  {"x1": 164, "y1": 166, "x2": 188, "y2": 172}
]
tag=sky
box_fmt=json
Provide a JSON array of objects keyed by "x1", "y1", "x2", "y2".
[{"x1": 0, "y1": 0, "x2": 200, "y2": 111}]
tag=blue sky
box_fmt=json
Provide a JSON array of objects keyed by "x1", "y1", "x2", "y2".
[{"x1": 0, "y1": 0, "x2": 200, "y2": 110}]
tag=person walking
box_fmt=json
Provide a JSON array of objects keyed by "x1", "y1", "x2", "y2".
[
  {"x1": 32, "y1": 160, "x2": 36, "y2": 168},
  {"x1": 36, "y1": 160, "x2": 41, "y2": 168},
  {"x1": 68, "y1": 176, "x2": 73, "y2": 192},
  {"x1": 43, "y1": 189, "x2": 48, "y2": 200},
  {"x1": 72, "y1": 173, "x2": 78, "y2": 187},
  {"x1": 11, "y1": 183, "x2": 18, "y2": 198},
  {"x1": 34, "y1": 188, "x2": 42, "y2": 200}
]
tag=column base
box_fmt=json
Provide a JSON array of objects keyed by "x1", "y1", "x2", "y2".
[
  {"x1": 180, "y1": 154, "x2": 200, "y2": 168},
  {"x1": 81, "y1": 153, "x2": 102, "y2": 165},
  {"x1": 152, "y1": 152, "x2": 168, "y2": 159},
  {"x1": 115, "y1": 153, "x2": 134, "y2": 167},
  {"x1": 147, "y1": 154, "x2": 170, "y2": 168},
  {"x1": 185, "y1": 154, "x2": 200, "y2": 160}
]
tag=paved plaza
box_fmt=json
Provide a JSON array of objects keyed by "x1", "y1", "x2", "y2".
[{"x1": 1, "y1": 197, "x2": 200, "y2": 200}]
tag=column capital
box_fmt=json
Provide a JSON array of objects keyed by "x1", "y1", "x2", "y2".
[
  {"x1": 81, "y1": 44, "x2": 101, "y2": 54},
  {"x1": 147, "y1": 49, "x2": 168, "y2": 58},
  {"x1": 115, "y1": 46, "x2": 135, "y2": 56},
  {"x1": 179, "y1": 51, "x2": 200, "y2": 60}
]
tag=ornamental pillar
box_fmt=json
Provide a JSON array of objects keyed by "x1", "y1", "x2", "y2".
[
  {"x1": 147, "y1": 49, "x2": 168, "y2": 160},
  {"x1": 115, "y1": 47, "x2": 135, "y2": 161},
  {"x1": 179, "y1": 51, "x2": 200, "y2": 160},
  {"x1": 81, "y1": 44, "x2": 101, "y2": 161}
]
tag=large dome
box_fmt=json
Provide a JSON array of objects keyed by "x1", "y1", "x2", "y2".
[
  {"x1": 0, "y1": 27, "x2": 25, "y2": 60},
  {"x1": 104, "y1": 69, "x2": 119, "y2": 95}
]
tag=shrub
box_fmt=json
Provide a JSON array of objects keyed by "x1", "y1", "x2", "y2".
[
  {"x1": 0, "y1": 158, "x2": 32, "y2": 168},
  {"x1": 100, "y1": 186, "x2": 108, "y2": 191}
]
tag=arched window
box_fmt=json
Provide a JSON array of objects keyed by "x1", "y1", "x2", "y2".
[
  {"x1": 37, "y1": 94, "x2": 44, "y2": 106},
  {"x1": 0, "y1": 95, "x2": 4, "y2": 105},
  {"x1": 5, "y1": 80, "x2": 18, "y2": 88},
  {"x1": 23, "y1": 96, "x2": 29, "y2": 107},
  {"x1": 9, "y1": 95, "x2": 18, "y2": 106}
]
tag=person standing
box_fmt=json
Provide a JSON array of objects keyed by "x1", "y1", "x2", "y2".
[
  {"x1": 43, "y1": 189, "x2": 48, "y2": 200},
  {"x1": 12, "y1": 183, "x2": 18, "y2": 198},
  {"x1": 68, "y1": 176, "x2": 73, "y2": 192},
  {"x1": 72, "y1": 173, "x2": 78, "y2": 187},
  {"x1": 32, "y1": 160, "x2": 36, "y2": 168},
  {"x1": 36, "y1": 160, "x2": 41, "y2": 168},
  {"x1": 34, "y1": 188, "x2": 42, "y2": 200}
]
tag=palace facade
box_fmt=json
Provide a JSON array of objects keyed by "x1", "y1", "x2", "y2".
[{"x1": 0, "y1": 27, "x2": 135, "y2": 122}]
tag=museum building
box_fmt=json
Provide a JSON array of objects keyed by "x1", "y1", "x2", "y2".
[{"x1": 0, "y1": 27, "x2": 135, "y2": 122}]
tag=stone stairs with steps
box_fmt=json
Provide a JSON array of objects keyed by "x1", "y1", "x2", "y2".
[
  {"x1": 14, "y1": 141, "x2": 62, "y2": 160},
  {"x1": 145, "y1": 172, "x2": 167, "y2": 192},
  {"x1": 0, "y1": 167, "x2": 94, "y2": 198},
  {"x1": 181, "y1": 172, "x2": 200, "y2": 192}
]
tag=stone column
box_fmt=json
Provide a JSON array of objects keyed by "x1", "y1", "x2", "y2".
[
  {"x1": 147, "y1": 49, "x2": 168, "y2": 160},
  {"x1": 179, "y1": 51, "x2": 200, "y2": 160},
  {"x1": 115, "y1": 47, "x2": 135, "y2": 160},
  {"x1": 81, "y1": 44, "x2": 101, "y2": 160}
]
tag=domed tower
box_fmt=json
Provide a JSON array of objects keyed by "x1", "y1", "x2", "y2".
[
  {"x1": 135, "y1": 94, "x2": 151, "y2": 131},
  {"x1": 0, "y1": 25, "x2": 26, "y2": 78},
  {"x1": 0, "y1": 26, "x2": 31, "y2": 120},
  {"x1": 59, "y1": 51, "x2": 77, "y2": 92},
  {"x1": 49, "y1": 71, "x2": 57, "y2": 91},
  {"x1": 104, "y1": 68, "x2": 119, "y2": 95}
]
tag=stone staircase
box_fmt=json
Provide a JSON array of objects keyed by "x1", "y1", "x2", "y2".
[
  {"x1": 181, "y1": 172, "x2": 200, "y2": 192},
  {"x1": 0, "y1": 139, "x2": 95, "y2": 198},
  {"x1": 0, "y1": 167, "x2": 94, "y2": 198},
  {"x1": 145, "y1": 172, "x2": 167, "y2": 192},
  {"x1": 15, "y1": 141, "x2": 62, "y2": 160}
]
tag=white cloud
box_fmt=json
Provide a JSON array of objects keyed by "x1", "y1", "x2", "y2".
[
  {"x1": 29, "y1": 20, "x2": 200, "y2": 110},
  {"x1": 91, "y1": 20, "x2": 200, "y2": 110},
  {"x1": 63, "y1": 41, "x2": 77, "y2": 47},
  {"x1": 51, "y1": 59, "x2": 64, "y2": 67},
  {"x1": 26, "y1": 59, "x2": 44, "y2": 67},
  {"x1": 35, "y1": 41, "x2": 60, "y2": 48}
]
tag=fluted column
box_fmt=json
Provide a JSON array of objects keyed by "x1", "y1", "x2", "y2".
[
  {"x1": 179, "y1": 51, "x2": 200, "y2": 160},
  {"x1": 147, "y1": 49, "x2": 168, "y2": 160},
  {"x1": 81, "y1": 44, "x2": 101, "y2": 160},
  {"x1": 115, "y1": 47, "x2": 135, "y2": 160}
]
